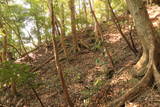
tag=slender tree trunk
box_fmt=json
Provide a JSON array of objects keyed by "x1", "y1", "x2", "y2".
[
  {"x1": 48, "y1": 0, "x2": 74, "y2": 107},
  {"x1": 0, "y1": 22, "x2": 7, "y2": 62},
  {"x1": 69, "y1": 0, "x2": 79, "y2": 52},
  {"x1": 16, "y1": 26, "x2": 31, "y2": 63},
  {"x1": 83, "y1": 0, "x2": 88, "y2": 27},
  {"x1": 107, "y1": 0, "x2": 138, "y2": 56},
  {"x1": 0, "y1": 52, "x2": 2, "y2": 63},
  {"x1": 61, "y1": 4, "x2": 66, "y2": 37},
  {"x1": 35, "y1": 18, "x2": 42, "y2": 46},
  {"x1": 55, "y1": 17, "x2": 68, "y2": 60},
  {"x1": 78, "y1": 0, "x2": 83, "y2": 28},
  {"x1": 88, "y1": 0, "x2": 104, "y2": 41},
  {"x1": 7, "y1": 44, "x2": 22, "y2": 57},
  {"x1": 88, "y1": 0, "x2": 114, "y2": 67},
  {"x1": 2, "y1": 34, "x2": 7, "y2": 61},
  {"x1": 103, "y1": 0, "x2": 110, "y2": 22},
  {"x1": 60, "y1": 4, "x2": 68, "y2": 60},
  {"x1": 36, "y1": 25, "x2": 42, "y2": 46},
  {"x1": 26, "y1": 30, "x2": 37, "y2": 47},
  {"x1": 8, "y1": 13, "x2": 29, "y2": 58}
]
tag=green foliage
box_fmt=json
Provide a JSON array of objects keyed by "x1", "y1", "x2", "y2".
[
  {"x1": 95, "y1": 58, "x2": 100, "y2": 65},
  {"x1": 111, "y1": 0, "x2": 127, "y2": 12},
  {"x1": 64, "y1": 66, "x2": 84, "y2": 83},
  {"x1": 127, "y1": 78, "x2": 139, "y2": 85},
  {"x1": 0, "y1": 61, "x2": 35, "y2": 88},
  {"x1": 95, "y1": 58, "x2": 107, "y2": 66},
  {"x1": 91, "y1": 41, "x2": 103, "y2": 51},
  {"x1": 76, "y1": 16, "x2": 88, "y2": 25},
  {"x1": 0, "y1": 0, "x2": 128, "y2": 54},
  {"x1": 94, "y1": 77, "x2": 105, "y2": 88}
]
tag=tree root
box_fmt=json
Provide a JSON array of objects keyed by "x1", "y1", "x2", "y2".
[
  {"x1": 132, "y1": 51, "x2": 149, "y2": 76},
  {"x1": 108, "y1": 46, "x2": 160, "y2": 107},
  {"x1": 131, "y1": 66, "x2": 147, "y2": 78},
  {"x1": 108, "y1": 61, "x2": 155, "y2": 107}
]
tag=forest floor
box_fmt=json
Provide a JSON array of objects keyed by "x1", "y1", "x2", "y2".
[{"x1": 1, "y1": 5, "x2": 160, "y2": 107}]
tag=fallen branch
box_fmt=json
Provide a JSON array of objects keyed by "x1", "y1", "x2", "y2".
[{"x1": 30, "y1": 56, "x2": 54, "y2": 72}]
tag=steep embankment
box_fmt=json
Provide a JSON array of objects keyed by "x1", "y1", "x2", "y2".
[{"x1": 1, "y1": 5, "x2": 160, "y2": 107}]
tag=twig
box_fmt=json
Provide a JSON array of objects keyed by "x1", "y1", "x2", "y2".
[
  {"x1": 30, "y1": 56, "x2": 54, "y2": 72},
  {"x1": 28, "y1": 83, "x2": 45, "y2": 107},
  {"x1": 107, "y1": 0, "x2": 137, "y2": 56},
  {"x1": 129, "y1": 24, "x2": 138, "y2": 53}
]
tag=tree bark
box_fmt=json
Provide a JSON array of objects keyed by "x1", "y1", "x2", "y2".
[
  {"x1": 88, "y1": 0, "x2": 114, "y2": 68},
  {"x1": 88, "y1": 0, "x2": 104, "y2": 41},
  {"x1": 69, "y1": 0, "x2": 79, "y2": 52},
  {"x1": 108, "y1": 0, "x2": 160, "y2": 106},
  {"x1": 83, "y1": 0, "x2": 88, "y2": 27},
  {"x1": 107, "y1": 0, "x2": 138, "y2": 56},
  {"x1": 2, "y1": 33, "x2": 7, "y2": 61},
  {"x1": 48, "y1": 0, "x2": 74, "y2": 107},
  {"x1": 0, "y1": 22, "x2": 7, "y2": 62},
  {"x1": 35, "y1": 18, "x2": 42, "y2": 46},
  {"x1": 127, "y1": 0, "x2": 160, "y2": 76},
  {"x1": 103, "y1": 0, "x2": 110, "y2": 22},
  {"x1": 56, "y1": 5, "x2": 69, "y2": 59}
]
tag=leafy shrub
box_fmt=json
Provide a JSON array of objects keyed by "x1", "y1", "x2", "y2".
[{"x1": 0, "y1": 61, "x2": 35, "y2": 88}]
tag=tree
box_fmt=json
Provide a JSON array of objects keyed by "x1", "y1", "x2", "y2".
[
  {"x1": 48, "y1": 0, "x2": 74, "y2": 106},
  {"x1": 107, "y1": 0, "x2": 138, "y2": 56},
  {"x1": 69, "y1": 0, "x2": 79, "y2": 52},
  {"x1": 82, "y1": 0, "x2": 88, "y2": 27},
  {"x1": 26, "y1": 0, "x2": 47, "y2": 46},
  {"x1": 59, "y1": 3, "x2": 68, "y2": 60},
  {"x1": 88, "y1": 0, "x2": 103, "y2": 41},
  {"x1": 88, "y1": 0, "x2": 114, "y2": 67},
  {"x1": 103, "y1": 0, "x2": 110, "y2": 22},
  {"x1": 0, "y1": 2, "x2": 31, "y2": 57},
  {"x1": 108, "y1": 0, "x2": 160, "y2": 106},
  {"x1": 0, "y1": 22, "x2": 8, "y2": 62}
]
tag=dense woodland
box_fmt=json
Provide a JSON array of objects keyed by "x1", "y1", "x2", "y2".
[{"x1": 1, "y1": 0, "x2": 160, "y2": 107}]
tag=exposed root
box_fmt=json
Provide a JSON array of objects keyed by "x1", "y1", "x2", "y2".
[
  {"x1": 108, "y1": 63, "x2": 154, "y2": 107},
  {"x1": 153, "y1": 63, "x2": 160, "y2": 90},
  {"x1": 132, "y1": 50, "x2": 149, "y2": 76},
  {"x1": 108, "y1": 50, "x2": 157, "y2": 106},
  {"x1": 131, "y1": 66, "x2": 147, "y2": 78},
  {"x1": 108, "y1": 46, "x2": 160, "y2": 107}
]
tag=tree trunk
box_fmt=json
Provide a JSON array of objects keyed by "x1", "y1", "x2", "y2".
[
  {"x1": 69, "y1": 0, "x2": 79, "y2": 52},
  {"x1": 35, "y1": 19, "x2": 42, "y2": 46},
  {"x1": 2, "y1": 34, "x2": 7, "y2": 61},
  {"x1": 88, "y1": 0, "x2": 104, "y2": 41},
  {"x1": 0, "y1": 51, "x2": 2, "y2": 63},
  {"x1": 48, "y1": 0, "x2": 74, "y2": 107},
  {"x1": 107, "y1": 0, "x2": 138, "y2": 56},
  {"x1": 108, "y1": 0, "x2": 160, "y2": 106},
  {"x1": 83, "y1": 0, "x2": 88, "y2": 27},
  {"x1": 127, "y1": 0, "x2": 160, "y2": 76},
  {"x1": 103, "y1": 0, "x2": 110, "y2": 22},
  {"x1": 55, "y1": 14, "x2": 68, "y2": 60},
  {"x1": 88, "y1": 0, "x2": 114, "y2": 68},
  {"x1": 0, "y1": 23, "x2": 7, "y2": 62},
  {"x1": 61, "y1": 4, "x2": 66, "y2": 37}
]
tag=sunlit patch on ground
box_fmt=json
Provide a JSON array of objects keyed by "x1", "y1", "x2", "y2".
[{"x1": 110, "y1": 69, "x2": 132, "y2": 85}]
